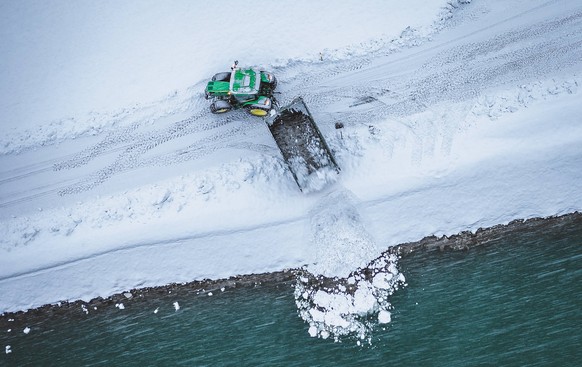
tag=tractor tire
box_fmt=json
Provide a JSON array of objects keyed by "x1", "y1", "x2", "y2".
[
  {"x1": 247, "y1": 107, "x2": 270, "y2": 117},
  {"x1": 211, "y1": 72, "x2": 231, "y2": 82},
  {"x1": 268, "y1": 76, "x2": 278, "y2": 90},
  {"x1": 210, "y1": 100, "x2": 232, "y2": 114},
  {"x1": 261, "y1": 76, "x2": 277, "y2": 95}
]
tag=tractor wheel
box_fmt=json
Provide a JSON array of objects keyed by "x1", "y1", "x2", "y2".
[
  {"x1": 248, "y1": 107, "x2": 269, "y2": 117},
  {"x1": 268, "y1": 76, "x2": 278, "y2": 90},
  {"x1": 261, "y1": 77, "x2": 277, "y2": 94},
  {"x1": 210, "y1": 100, "x2": 232, "y2": 114},
  {"x1": 211, "y1": 72, "x2": 231, "y2": 82}
]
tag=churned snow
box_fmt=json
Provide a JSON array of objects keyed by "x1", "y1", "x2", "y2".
[{"x1": 1, "y1": 0, "x2": 581, "y2": 343}]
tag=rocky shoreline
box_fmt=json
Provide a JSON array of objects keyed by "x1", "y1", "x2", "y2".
[{"x1": 1, "y1": 211, "x2": 580, "y2": 329}]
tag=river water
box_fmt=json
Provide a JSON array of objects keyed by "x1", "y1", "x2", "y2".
[{"x1": 2, "y1": 218, "x2": 581, "y2": 366}]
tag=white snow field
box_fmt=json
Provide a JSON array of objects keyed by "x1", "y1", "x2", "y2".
[{"x1": 1, "y1": 0, "x2": 582, "y2": 316}]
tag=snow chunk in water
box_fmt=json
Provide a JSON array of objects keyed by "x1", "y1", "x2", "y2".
[
  {"x1": 378, "y1": 310, "x2": 392, "y2": 324},
  {"x1": 173, "y1": 301, "x2": 180, "y2": 311},
  {"x1": 308, "y1": 325, "x2": 318, "y2": 337},
  {"x1": 295, "y1": 253, "x2": 405, "y2": 342}
]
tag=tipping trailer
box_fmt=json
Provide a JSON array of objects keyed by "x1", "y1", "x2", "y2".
[{"x1": 266, "y1": 97, "x2": 340, "y2": 192}]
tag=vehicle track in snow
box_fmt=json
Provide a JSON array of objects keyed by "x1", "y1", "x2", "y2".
[
  {"x1": 58, "y1": 112, "x2": 269, "y2": 195},
  {"x1": 0, "y1": 105, "x2": 264, "y2": 207},
  {"x1": 289, "y1": 2, "x2": 582, "y2": 116}
]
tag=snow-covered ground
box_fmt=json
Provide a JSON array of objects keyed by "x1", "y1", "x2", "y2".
[{"x1": 1, "y1": 0, "x2": 581, "y2": 323}]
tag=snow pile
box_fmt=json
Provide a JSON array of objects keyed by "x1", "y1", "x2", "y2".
[
  {"x1": 301, "y1": 166, "x2": 340, "y2": 194},
  {"x1": 295, "y1": 253, "x2": 406, "y2": 343},
  {"x1": 308, "y1": 190, "x2": 378, "y2": 277},
  {"x1": 289, "y1": 158, "x2": 339, "y2": 194}
]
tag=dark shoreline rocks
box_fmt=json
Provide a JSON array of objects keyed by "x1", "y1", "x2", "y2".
[
  {"x1": 389, "y1": 211, "x2": 582, "y2": 255},
  {"x1": 1, "y1": 211, "x2": 580, "y2": 329}
]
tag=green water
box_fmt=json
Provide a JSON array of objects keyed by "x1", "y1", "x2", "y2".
[{"x1": 2, "y1": 221, "x2": 581, "y2": 366}]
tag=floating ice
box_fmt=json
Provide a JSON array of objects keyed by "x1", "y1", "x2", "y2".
[
  {"x1": 378, "y1": 310, "x2": 391, "y2": 324},
  {"x1": 115, "y1": 303, "x2": 125, "y2": 310},
  {"x1": 173, "y1": 301, "x2": 180, "y2": 311},
  {"x1": 23, "y1": 327, "x2": 30, "y2": 334},
  {"x1": 5, "y1": 345, "x2": 11, "y2": 354},
  {"x1": 295, "y1": 253, "x2": 406, "y2": 342},
  {"x1": 308, "y1": 325, "x2": 318, "y2": 337}
]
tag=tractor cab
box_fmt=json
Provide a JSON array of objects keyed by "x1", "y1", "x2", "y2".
[{"x1": 230, "y1": 68, "x2": 260, "y2": 97}]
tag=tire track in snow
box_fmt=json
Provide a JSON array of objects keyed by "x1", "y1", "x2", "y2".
[
  {"x1": 57, "y1": 110, "x2": 260, "y2": 195},
  {"x1": 0, "y1": 109, "x2": 258, "y2": 207},
  {"x1": 53, "y1": 109, "x2": 213, "y2": 171},
  {"x1": 301, "y1": 6, "x2": 582, "y2": 135}
]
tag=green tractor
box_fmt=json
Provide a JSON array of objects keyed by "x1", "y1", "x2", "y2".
[{"x1": 204, "y1": 61, "x2": 278, "y2": 117}]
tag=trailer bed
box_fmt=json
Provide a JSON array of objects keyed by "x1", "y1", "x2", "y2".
[{"x1": 266, "y1": 97, "x2": 340, "y2": 192}]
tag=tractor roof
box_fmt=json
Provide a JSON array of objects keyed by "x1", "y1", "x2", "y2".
[
  {"x1": 206, "y1": 80, "x2": 230, "y2": 94},
  {"x1": 230, "y1": 68, "x2": 260, "y2": 95}
]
